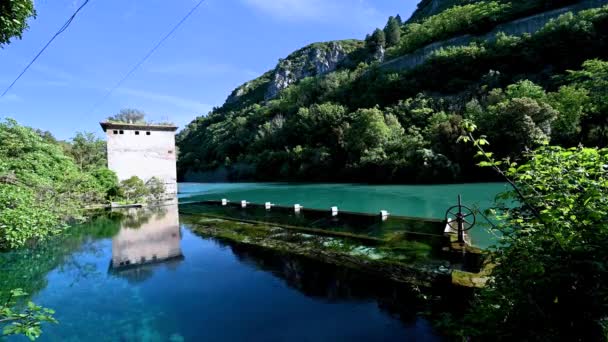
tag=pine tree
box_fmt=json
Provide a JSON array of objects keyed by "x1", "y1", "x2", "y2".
[
  {"x1": 395, "y1": 14, "x2": 403, "y2": 26},
  {"x1": 384, "y1": 16, "x2": 401, "y2": 47},
  {"x1": 366, "y1": 28, "x2": 386, "y2": 52}
]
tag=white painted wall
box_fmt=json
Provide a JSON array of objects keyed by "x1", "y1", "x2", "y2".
[{"x1": 105, "y1": 127, "x2": 177, "y2": 196}]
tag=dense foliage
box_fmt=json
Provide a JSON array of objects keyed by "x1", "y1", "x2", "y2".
[
  {"x1": 178, "y1": 5, "x2": 608, "y2": 183},
  {"x1": 116, "y1": 176, "x2": 166, "y2": 203},
  {"x1": 0, "y1": 0, "x2": 35, "y2": 47},
  {"x1": 455, "y1": 124, "x2": 608, "y2": 339},
  {"x1": 0, "y1": 289, "x2": 56, "y2": 340},
  {"x1": 408, "y1": 0, "x2": 579, "y2": 24},
  {"x1": 389, "y1": 1, "x2": 510, "y2": 58},
  {"x1": 63, "y1": 132, "x2": 107, "y2": 171},
  {"x1": 0, "y1": 119, "x2": 118, "y2": 249}
]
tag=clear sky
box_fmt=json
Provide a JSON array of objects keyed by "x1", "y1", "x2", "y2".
[{"x1": 0, "y1": 0, "x2": 417, "y2": 140}]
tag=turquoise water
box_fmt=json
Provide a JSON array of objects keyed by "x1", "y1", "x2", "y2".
[
  {"x1": 1, "y1": 205, "x2": 442, "y2": 341},
  {"x1": 179, "y1": 183, "x2": 507, "y2": 248}
]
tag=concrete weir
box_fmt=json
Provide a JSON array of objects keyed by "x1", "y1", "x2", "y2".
[{"x1": 180, "y1": 200, "x2": 489, "y2": 287}]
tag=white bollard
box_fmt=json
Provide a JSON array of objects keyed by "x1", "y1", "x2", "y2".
[
  {"x1": 241, "y1": 200, "x2": 248, "y2": 208},
  {"x1": 265, "y1": 202, "x2": 273, "y2": 210},
  {"x1": 380, "y1": 210, "x2": 389, "y2": 221},
  {"x1": 294, "y1": 204, "x2": 302, "y2": 213},
  {"x1": 331, "y1": 206, "x2": 339, "y2": 217},
  {"x1": 221, "y1": 199, "x2": 228, "y2": 206}
]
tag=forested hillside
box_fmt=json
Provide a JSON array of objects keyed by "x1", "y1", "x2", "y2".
[
  {"x1": 408, "y1": 0, "x2": 580, "y2": 23},
  {"x1": 177, "y1": 1, "x2": 608, "y2": 183}
]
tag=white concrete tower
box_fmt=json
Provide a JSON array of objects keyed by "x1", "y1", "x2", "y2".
[{"x1": 100, "y1": 122, "x2": 178, "y2": 199}]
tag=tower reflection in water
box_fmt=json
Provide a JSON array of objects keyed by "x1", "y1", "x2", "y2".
[{"x1": 108, "y1": 204, "x2": 183, "y2": 281}]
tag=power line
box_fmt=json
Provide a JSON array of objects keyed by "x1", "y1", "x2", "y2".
[
  {"x1": 90, "y1": 0, "x2": 206, "y2": 114},
  {"x1": 1, "y1": 0, "x2": 91, "y2": 97}
]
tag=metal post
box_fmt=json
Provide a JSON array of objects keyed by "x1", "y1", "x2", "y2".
[{"x1": 457, "y1": 194, "x2": 465, "y2": 244}]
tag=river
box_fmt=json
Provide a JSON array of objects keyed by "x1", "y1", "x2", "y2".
[
  {"x1": 1, "y1": 204, "x2": 442, "y2": 341},
  {"x1": 1, "y1": 182, "x2": 505, "y2": 341}
]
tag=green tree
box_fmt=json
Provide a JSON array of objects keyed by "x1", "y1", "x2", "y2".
[
  {"x1": 107, "y1": 108, "x2": 147, "y2": 124},
  {"x1": 395, "y1": 14, "x2": 403, "y2": 25},
  {"x1": 345, "y1": 108, "x2": 391, "y2": 164},
  {"x1": 65, "y1": 132, "x2": 106, "y2": 171},
  {"x1": 477, "y1": 90, "x2": 558, "y2": 158},
  {"x1": 0, "y1": 0, "x2": 36, "y2": 47},
  {"x1": 504, "y1": 79, "x2": 547, "y2": 101},
  {"x1": 0, "y1": 119, "x2": 106, "y2": 249},
  {"x1": 564, "y1": 59, "x2": 608, "y2": 146},
  {"x1": 548, "y1": 85, "x2": 590, "y2": 145},
  {"x1": 384, "y1": 16, "x2": 401, "y2": 47},
  {"x1": 365, "y1": 28, "x2": 386, "y2": 53},
  {"x1": 565, "y1": 59, "x2": 608, "y2": 113},
  {"x1": 118, "y1": 176, "x2": 149, "y2": 203},
  {"x1": 457, "y1": 122, "x2": 608, "y2": 340},
  {"x1": 145, "y1": 177, "x2": 166, "y2": 201},
  {"x1": 91, "y1": 167, "x2": 120, "y2": 200}
]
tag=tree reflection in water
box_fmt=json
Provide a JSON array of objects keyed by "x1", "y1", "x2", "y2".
[{"x1": 213, "y1": 237, "x2": 457, "y2": 324}]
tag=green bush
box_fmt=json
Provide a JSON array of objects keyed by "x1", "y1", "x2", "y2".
[
  {"x1": 0, "y1": 119, "x2": 114, "y2": 249},
  {"x1": 145, "y1": 177, "x2": 166, "y2": 201},
  {"x1": 118, "y1": 176, "x2": 149, "y2": 203},
  {"x1": 457, "y1": 136, "x2": 608, "y2": 339}
]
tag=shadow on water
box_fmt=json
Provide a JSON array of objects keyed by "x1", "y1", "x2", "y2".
[
  {"x1": 198, "y1": 233, "x2": 473, "y2": 329},
  {"x1": 218, "y1": 238, "x2": 429, "y2": 322}
]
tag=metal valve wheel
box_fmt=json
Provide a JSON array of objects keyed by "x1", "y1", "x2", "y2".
[
  {"x1": 445, "y1": 204, "x2": 476, "y2": 232},
  {"x1": 444, "y1": 195, "x2": 477, "y2": 244}
]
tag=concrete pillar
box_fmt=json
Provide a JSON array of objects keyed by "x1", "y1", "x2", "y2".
[
  {"x1": 380, "y1": 210, "x2": 389, "y2": 221},
  {"x1": 241, "y1": 200, "x2": 248, "y2": 208},
  {"x1": 221, "y1": 199, "x2": 228, "y2": 206},
  {"x1": 294, "y1": 204, "x2": 302, "y2": 213},
  {"x1": 331, "y1": 206, "x2": 339, "y2": 217}
]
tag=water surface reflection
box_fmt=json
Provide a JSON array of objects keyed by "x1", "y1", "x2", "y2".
[
  {"x1": 1, "y1": 206, "x2": 444, "y2": 341},
  {"x1": 109, "y1": 205, "x2": 183, "y2": 281}
]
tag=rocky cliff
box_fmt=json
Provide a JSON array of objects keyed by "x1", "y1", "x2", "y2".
[{"x1": 225, "y1": 40, "x2": 362, "y2": 107}]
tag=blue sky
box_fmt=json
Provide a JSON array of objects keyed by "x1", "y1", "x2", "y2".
[{"x1": 0, "y1": 0, "x2": 416, "y2": 140}]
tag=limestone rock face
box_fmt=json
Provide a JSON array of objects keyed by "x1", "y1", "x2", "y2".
[
  {"x1": 225, "y1": 83, "x2": 250, "y2": 105},
  {"x1": 223, "y1": 40, "x2": 362, "y2": 106},
  {"x1": 265, "y1": 41, "x2": 350, "y2": 100}
]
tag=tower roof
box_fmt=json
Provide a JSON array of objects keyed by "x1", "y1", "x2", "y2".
[{"x1": 100, "y1": 121, "x2": 178, "y2": 132}]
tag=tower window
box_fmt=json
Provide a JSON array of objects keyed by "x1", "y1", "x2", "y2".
[
  {"x1": 119, "y1": 130, "x2": 124, "y2": 134},
  {"x1": 168, "y1": 150, "x2": 173, "y2": 154},
  {"x1": 135, "y1": 131, "x2": 140, "y2": 135},
  {"x1": 146, "y1": 131, "x2": 151, "y2": 135},
  {"x1": 113, "y1": 130, "x2": 118, "y2": 134}
]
